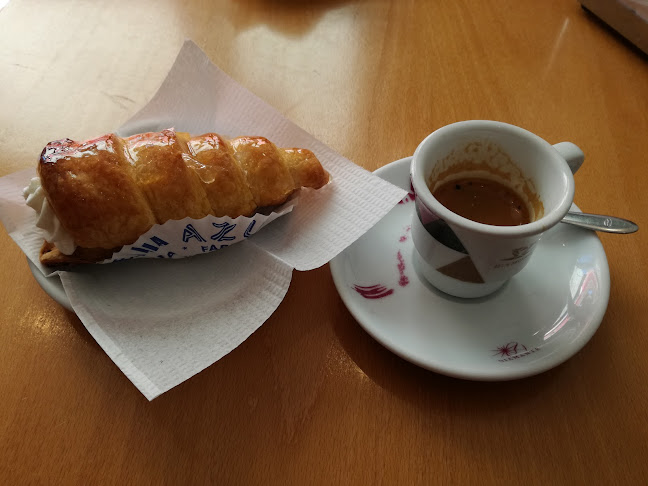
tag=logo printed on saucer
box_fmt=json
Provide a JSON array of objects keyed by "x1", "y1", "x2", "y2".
[
  {"x1": 352, "y1": 226, "x2": 412, "y2": 299},
  {"x1": 353, "y1": 285, "x2": 394, "y2": 299},
  {"x1": 493, "y1": 342, "x2": 540, "y2": 362}
]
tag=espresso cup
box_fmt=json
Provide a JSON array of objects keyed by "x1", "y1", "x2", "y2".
[{"x1": 410, "y1": 120, "x2": 584, "y2": 298}]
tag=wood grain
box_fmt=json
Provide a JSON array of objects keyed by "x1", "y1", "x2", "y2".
[{"x1": 1, "y1": 0, "x2": 648, "y2": 484}]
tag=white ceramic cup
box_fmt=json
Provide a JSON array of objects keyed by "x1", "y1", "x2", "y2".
[{"x1": 410, "y1": 120, "x2": 584, "y2": 298}]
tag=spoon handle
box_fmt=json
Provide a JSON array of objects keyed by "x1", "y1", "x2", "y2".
[{"x1": 561, "y1": 211, "x2": 639, "y2": 234}]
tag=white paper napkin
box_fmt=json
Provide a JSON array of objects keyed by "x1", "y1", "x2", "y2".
[
  {"x1": 0, "y1": 40, "x2": 407, "y2": 400},
  {"x1": 60, "y1": 245, "x2": 293, "y2": 400}
]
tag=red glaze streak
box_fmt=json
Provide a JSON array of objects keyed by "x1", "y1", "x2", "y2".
[
  {"x1": 397, "y1": 250, "x2": 409, "y2": 287},
  {"x1": 398, "y1": 181, "x2": 416, "y2": 204},
  {"x1": 353, "y1": 285, "x2": 394, "y2": 299},
  {"x1": 399, "y1": 225, "x2": 411, "y2": 242}
]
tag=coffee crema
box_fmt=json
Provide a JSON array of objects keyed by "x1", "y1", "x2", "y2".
[{"x1": 432, "y1": 177, "x2": 530, "y2": 226}]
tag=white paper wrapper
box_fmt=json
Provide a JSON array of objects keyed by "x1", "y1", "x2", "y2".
[
  {"x1": 105, "y1": 200, "x2": 295, "y2": 264},
  {"x1": 0, "y1": 40, "x2": 407, "y2": 400}
]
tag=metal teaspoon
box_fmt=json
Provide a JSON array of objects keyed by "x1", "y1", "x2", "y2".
[{"x1": 561, "y1": 211, "x2": 639, "y2": 234}]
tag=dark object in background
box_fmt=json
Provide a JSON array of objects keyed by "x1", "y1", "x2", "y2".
[{"x1": 580, "y1": 0, "x2": 648, "y2": 55}]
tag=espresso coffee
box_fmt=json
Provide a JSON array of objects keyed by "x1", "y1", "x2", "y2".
[{"x1": 432, "y1": 177, "x2": 530, "y2": 226}]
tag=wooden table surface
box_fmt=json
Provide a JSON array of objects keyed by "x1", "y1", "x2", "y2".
[{"x1": 2, "y1": 0, "x2": 647, "y2": 484}]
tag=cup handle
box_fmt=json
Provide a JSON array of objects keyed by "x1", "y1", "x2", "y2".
[{"x1": 553, "y1": 142, "x2": 585, "y2": 174}]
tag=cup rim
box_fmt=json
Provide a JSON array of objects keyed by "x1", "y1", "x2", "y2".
[{"x1": 410, "y1": 120, "x2": 575, "y2": 237}]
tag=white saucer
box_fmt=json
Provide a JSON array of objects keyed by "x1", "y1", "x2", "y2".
[{"x1": 329, "y1": 157, "x2": 610, "y2": 381}]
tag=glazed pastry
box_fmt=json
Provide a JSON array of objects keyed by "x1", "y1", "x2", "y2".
[{"x1": 27, "y1": 129, "x2": 329, "y2": 265}]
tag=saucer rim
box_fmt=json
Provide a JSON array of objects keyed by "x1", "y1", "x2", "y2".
[{"x1": 329, "y1": 156, "x2": 610, "y2": 381}]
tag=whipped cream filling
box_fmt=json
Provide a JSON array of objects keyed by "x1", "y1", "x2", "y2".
[{"x1": 23, "y1": 177, "x2": 76, "y2": 255}]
